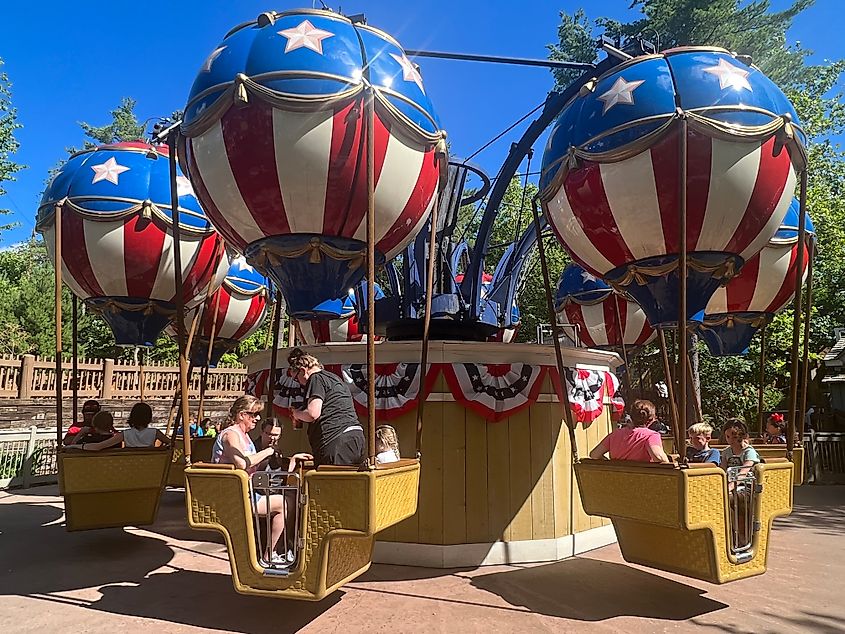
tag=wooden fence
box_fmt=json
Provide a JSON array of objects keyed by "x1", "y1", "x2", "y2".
[{"x1": 0, "y1": 354, "x2": 247, "y2": 400}]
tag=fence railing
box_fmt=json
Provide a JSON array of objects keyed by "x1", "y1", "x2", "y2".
[
  {"x1": 0, "y1": 354, "x2": 246, "y2": 400},
  {"x1": 0, "y1": 427, "x2": 59, "y2": 489},
  {"x1": 806, "y1": 431, "x2": 845, "y2": 484}
]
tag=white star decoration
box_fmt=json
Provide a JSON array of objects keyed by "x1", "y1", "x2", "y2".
[
  {"x1": 703, "y1": 58, "x2": 752, "y2": 92},
  {"x1": 278, "y1": 20, "x2": 334, "y2": 55},
  {"x1": 390, "y1": 52, "x2": 425, "y2": 93},
  {"x1": 598, "y1": 77, "x2": 645, "y2": 115},
  {"x1": 202, "y1": 46, "x2": 226, "y2": 72},
  {"x1": 581, "y1": 270, "x2": 599, "y2": 283},
  {"x1": 232, "y1": 257, "x2": 255, "y2": 273},
  {"x1": 175, "y1": 175, "x2": 194, "y2": 198},
  {"x1": 90, "y1": 157, "x2": 130, "y2": 185}
]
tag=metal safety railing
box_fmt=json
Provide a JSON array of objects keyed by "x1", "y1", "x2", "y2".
[
  {"x1": 249, "y1": 471, "x2": 303, "y2": 573},
  {"x1": 726, "y1": 466, "x2": 760, "y2": 560},
  {"x1": 0, "y1": 427, "x2": 59, "y2": 489},
  {"x1": 806, "y1": 431, "x2": 845, "y2": 484}
]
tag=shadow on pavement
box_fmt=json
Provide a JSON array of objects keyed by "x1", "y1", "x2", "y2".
[
  {"x1": 774, "y1": 485, "x2": 845, "y2": 537},
  {"x1": 471, "y1": 557, "x2": 727, "y2": 622}
]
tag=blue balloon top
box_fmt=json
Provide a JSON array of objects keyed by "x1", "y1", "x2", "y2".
[
  {"x1": 184, "y1": 9, "x2": 440, "y2": 134},
  {"x1": 225, "y1": 256, "x2": 270, "y2": 296},
  {"x1": 541, "y1": 48, "x2": 803, "y2": 191},
  {"x1": 555, "y1": 263, "x2": 613, "y2": 309},
  {"x1": 37, "y1": 142, "x2": 212, "y2": 233},
  {"x1": 771, "y1": 198, "x2": 815, "y2": 243}
]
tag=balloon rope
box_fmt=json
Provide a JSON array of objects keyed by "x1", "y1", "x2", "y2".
[
  {"x1": 366, "y1": 87, "x2": 377, "y2": 467},
  {"x1": 414, "y1": 187, "x2": 439, "y2": 458},
  {"x1": 787, "y1": 170, "x2": 809, "y2": 459},
  {"x1": 612, "y1": 297, "x2": 632, "y2": 397},
  {"x1": 164, "y1": 312, "x2": 199, "y2": 439},
  {"x1": 72, "y1": 296, "x2": 79, "y2": 434},
  {"x1": 531, "y1": 197, "x2": 579, "y2": 462},
  {"x1": 675, "y1": 117, "x2": 689, "y2": 463},
  {"x1": 266, "y1": 290, "x2": 283, "y2": 416},
  {"x1": 799, "y1": 240, "x2": 814, "y2": 441},
  {"x1": 658, "y1": 329, "x2": 679, "y2": 445},
  {"x1": 168, "y1": 134, "x2": 192, "y2": 465},
  {"x1": 198, "y1": 289, "x2": 223, "y2": 423},
  {"x1": 54, "y1": 203, "x2": 63, "y2": 447},
  {"x1": 757, "y1": 325, "x2": 767, "y2": 435}
]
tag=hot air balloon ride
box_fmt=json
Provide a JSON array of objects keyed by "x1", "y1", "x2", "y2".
[
  {"x1": 180, "y1": 8, "x2": 441, "y2": 601},
  {"x1": 37, "y1": 142, "x2": 228, "y2": 347},
  {"x1": 555, "y1": 263, "x2": 654, "y2": 351},
  {"x1": 537, "y1": 47, "x2": 804, "y2": 584},
  {"x1": 180, "y1": 9, "x2": 447, "y2": 320},
  {"x1": 700, "y1": 199, "x2": 814, "y2": 356},
  {"x1": 293, "y1": 285, "x2": 384, "y2": 344}
]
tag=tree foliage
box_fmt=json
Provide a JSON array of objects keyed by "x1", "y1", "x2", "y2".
[
  {"x1": 547, "y1": 0, "x2": 845, "y2": 423},
  {"x1": 0, "y1": 57, "x2": 24, "y2": 234}
]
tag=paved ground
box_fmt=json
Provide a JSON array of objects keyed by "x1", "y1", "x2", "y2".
[{"x1": 0, "y1": 484, "x2": 843, "y2": 633}]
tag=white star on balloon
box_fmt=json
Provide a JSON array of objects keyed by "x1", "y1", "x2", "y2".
[
  {"x1": 202, "y1": 46, "x2": 226, "y2": 72},
  {"x1": 90, "y1": 157, "x2": 130, "y2": 185},
  {"x1": 598, "y1": 77, "x2": 645, "y2": 115},
  {"x1": 581, "y1": 270, "x2": 599, "y2": 283},
  {"x1": 176, "y1": 175, "x2": 194, "y2": 198},
  {"x1": 232, "y1": 257, "x2": 255, "y2": 273},
  {"x1": 278, "y1": 20, "x2": 334, "y2": 55},
  {"x1": 703, "y1": 58, "x2": 752, "y2": 92},
  {"x1": 390, "y1": 52, "x2": 425, "y2": 94}
]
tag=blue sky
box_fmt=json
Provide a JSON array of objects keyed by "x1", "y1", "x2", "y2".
[{"x1": 1, "y1": 0, "x2": 842, "y2": 247}]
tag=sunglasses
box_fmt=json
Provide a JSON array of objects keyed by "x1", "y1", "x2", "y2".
[{"x1": 244, "y1": 411, "x2": 262, "y2": 419}]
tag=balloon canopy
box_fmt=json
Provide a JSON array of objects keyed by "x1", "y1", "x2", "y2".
[
  {"x1": 555, "y1": 263, "x2": 654, "y2": 350},
  {"x1": 36, "y1": 142, "x2": 227, "y2": 347},
  {"x1": 181, "y1": 9, "x2": 447, "y2": 320},
  {"x1": 700, "y1": 199, "x2": 814, "y2": 355},
  {"x1": 170, "y1": 256, "x2": 271, "y2": 367},
  {"x1": 540, "y1": 47, "x2": 805, "y2": 328},
  {"x1": 294, "y1": 284, "x2": 385, "y2": 344}
]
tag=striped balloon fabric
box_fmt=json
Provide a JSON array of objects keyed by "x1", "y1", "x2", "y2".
[
  {"x1": 36, "y1": 142, "x2": 227, "y2": 347},
  {"x1": 540, "y1": 48, "x2": 806, "y2": 327},
  {"x1": 700, "y1": 199, "x2": 814, "y2": 355},
  {"x1": 181, "y1": 9, "x2": 447, "y2": 319}
]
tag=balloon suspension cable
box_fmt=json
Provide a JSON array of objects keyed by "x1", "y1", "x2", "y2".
[
  {"x1": 786, "y1": 170, "x2": 808, "y2": 459},
  {"x1": 72, "y1": 295, "x2": 79, "y2": 432},
  {"x1": 531, "y1": 196, "x2": 579, "y2": 462},
  {"x1": 658, "y1": 329, "x2": 680, "y2": 444},
  {"x1": 414, "y1": 185, "x2": 440, "y2": 459},
  {"x1": 612, "y1": 297, "x2": 632, "y2": 397},
  {"x1": 54, "y1": 202, "x2": 63, "y2": 447},
  {"x1": 168, "y1": 132, "x2": 192, "y2": 465},
  {"x1": 265, "y1": 295, "x2": 277, "y2": 350},
  {"x1": 139, "y1": 348, "x2": 146, "y2": 402},
  {"x1": 799, "y1": 238, "x2": 814, "y2": 441},
  {"x1": 198, "y1": 289, "x2": 223, "y2": 423},
  {"x1": 686, "y1": 352, "x2": 703, "y2": 424},
  {"x1": 675, "y1": 116, "x2": 689, "y2": 463},
  {"x1": 165, "y1": 310, "x2": 199, "y2": 439},
  {"x1": 512, "y1": 148, "x2": 534, "y2": 244},
  {"x1": 366, "y1": 86, "x2": 377, "y2": 467},
  {"x1": 267, "y1": 290, "x2": 283, "y2": 416},
  {"x1": 757, "y1": 324, "x2": 768, "y2": 435}
]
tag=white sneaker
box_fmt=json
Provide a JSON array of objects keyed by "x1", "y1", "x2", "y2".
[
  {"x1": 269, "y1": 552, "x2": 286, "y2": 565},
  {"x1": 286, "y1": 550, "x2": 295, "y2": 563}
]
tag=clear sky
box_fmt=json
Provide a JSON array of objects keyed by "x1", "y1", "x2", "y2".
[{"x1": 1, "y1": 0, "x2": 842, "y2": 247}]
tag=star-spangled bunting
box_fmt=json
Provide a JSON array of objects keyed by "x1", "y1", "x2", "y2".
[
  {"x1": 390, "y1": 52, "x2": 425, "y2": 93},
  {"x1": 598, "y1": 77, "x2": 645, "y2": 115},
  {"x1": 703, "y1": 58, "x2": 753, "y2": 92},
  {"x1": 90, "y1": 157, "x2": 130, "y2": 185},
  {"x1": 278, "y1": 20, "x2": 334, "y2": 55}
]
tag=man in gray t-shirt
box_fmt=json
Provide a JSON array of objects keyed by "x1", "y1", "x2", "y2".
[{"x1": 288, "y1": 348, "x2": 365, "y2": 467}]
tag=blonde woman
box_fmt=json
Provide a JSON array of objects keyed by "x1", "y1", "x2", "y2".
[
  {"x1": 288, "y1": 348, "x2": 365, "y2": 467},
  {"x1": 212, "y1": 395, "x2": 287, "y2": 564}
]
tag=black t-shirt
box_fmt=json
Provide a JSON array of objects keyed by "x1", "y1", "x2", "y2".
[{"x1": 304, "y1": 370, "x2": 359, "y2": 455}]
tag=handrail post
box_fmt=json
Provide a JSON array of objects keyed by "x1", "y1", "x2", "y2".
[
  {"x1": 101, "y1": 358, "x2": 114, "y2": 399},
  {"x1": 19, "y1": 354, "x2": 34, "y2": 399}
]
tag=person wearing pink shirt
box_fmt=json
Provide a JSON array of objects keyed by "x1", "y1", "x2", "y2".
[{"x1": 589, "y1": 400, "x2": 671, "y2": 463}]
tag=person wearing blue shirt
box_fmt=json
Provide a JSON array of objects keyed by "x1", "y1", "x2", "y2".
[{"x1": 685, "y1": 421, "x2": 721, "y2": 465}]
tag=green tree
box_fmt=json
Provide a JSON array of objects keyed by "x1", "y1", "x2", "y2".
[
  {"x1": 0, "y1": 57, "x2": 24, "y2": 234},
  {"x1": 547, "y1": 0, "x2": 845, "y2": 422},
  {"x1": 77, "y1": 97, "x2": 146, "y2": 147}
]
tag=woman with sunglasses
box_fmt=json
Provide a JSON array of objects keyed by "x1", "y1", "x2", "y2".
[{"x1": 212, "y1": 394, "x2": 288, "y2": 563}]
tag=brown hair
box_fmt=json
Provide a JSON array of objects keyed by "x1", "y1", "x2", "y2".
[
  {"x1": 287, "y1": 347, "x2": 322, "y2": 371},
  {"x1": 127, "y1": 402, "x2": 153, "y2": 430},
  {"x1": 632, "y1": 399, "x2": 656, "y2": 427},
  {"x1": 92, "y1": 411, "x2": 114, "y2": 434},
  {"x1": 722, "y1": 418, "x2": 748, "y2": 439},
  {"x1": 229, "y1": 395, "x2": 261, "y2": 423}
]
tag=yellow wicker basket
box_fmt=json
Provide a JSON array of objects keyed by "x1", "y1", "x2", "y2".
[
  {"x1": 185, "y1": 459, "x2": 420, "y2": 601},
  {"x1": 58, "y1": 448, "x2": 173, "y2": 531},
  {"x1": 574, "y1": 459, "x2": 793, "y2": 584},
  {"x1": 166, "y1": 437, "x2": 216, "y2": 487}
]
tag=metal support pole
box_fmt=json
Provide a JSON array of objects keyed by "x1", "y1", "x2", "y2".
[
  {"x1": 676, "y1": 117, "x2": 689, "y2": 460},
  {"x1": 757, "y1": 324, "x2": 768, "y2": 435},
  {"x1": 531, "y1": 198, "x2": 579, "y2": 461},
  {"x1": 138, "y1": 348, "x2": 146, "y2": 401},
  {"x1": 168, "y1": 134, "x2": 192, "y2": 464},
  {"x1": 366, "y1": 87, "x2": 377, "y2": 466},
  {"x1": 799, "y1": 239, "x2": 815, "y2": 441},
  {"x1": 267, "y1": 290, "x2": 283, "y2": 416},
  {"x1": 612, "y1": 296, "x2": 632, "y2": 397},
  {"x1": 685, "y1": 353, "x2": 703, "y2": 423},
  {"x1": 54, "y1": 203, "x2": 63, "y2": 446},
  {"x1": 658, "y1": 329, "x2": 679, "y2": 438},
  {"x1": 198, "y1": 290, "x2": 222, "y2": 423},
  {"x1": 403, "y1": 48, "x2": 594, "y2": 70},
  {"x1": 786, "y1": 171, "x2": 808, "y2": 459},
  {"x1": 165, "y1": 310, "x2": 200, "y2": 439},
  {"x1": 72, "y1": 295, "x2": 78, "y2": 428}
]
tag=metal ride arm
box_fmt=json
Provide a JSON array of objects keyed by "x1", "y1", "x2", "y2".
[{"x1": 459, "y1": 55, "x2": 621, "y2": 320}]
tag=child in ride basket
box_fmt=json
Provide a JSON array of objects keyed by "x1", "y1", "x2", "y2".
[
  {"x1": 685, "y1": 422, "x2": 721, "y2": 465},
  {"x1": 375, "y1": 425, "x2": 400, "y2": 464},
  {"x1": 765, "y1": 413, "x2": 787, "y2": 444},
  {"x1": 720, "y1": 418, "x2": 761, "y2": 471}
]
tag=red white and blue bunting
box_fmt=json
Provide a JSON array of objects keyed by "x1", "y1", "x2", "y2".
[
  {"x1": 244, "y1": 363, "x2": 623, "y2": 425},
  {"x1": 441, "y1": 363, "x2": 547, "y2": 422}
]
